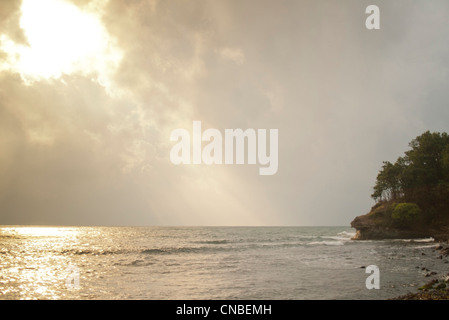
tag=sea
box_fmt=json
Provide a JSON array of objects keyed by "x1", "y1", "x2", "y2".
[{"x1": 0, "y1": 226, "x2": 448, "y2": 300}]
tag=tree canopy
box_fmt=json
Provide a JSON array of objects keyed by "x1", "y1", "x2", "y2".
[{"x1": 371, "y1": 131, "x2": 449, "y2": 222}]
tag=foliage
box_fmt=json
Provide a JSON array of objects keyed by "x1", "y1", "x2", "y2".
[
  {"x1": 391, "y1": 203, "x2": 421, "y2": 227},
  {"x1": 371, "y1": 131, "x2": 449, "y2": 223},
  {"x1": 368, "y1": 202, "x2": 393, "y2": 224}
]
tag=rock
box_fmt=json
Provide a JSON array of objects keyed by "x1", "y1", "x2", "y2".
[
  {"x1": 422, "y1": 252, "x2": 426, "y2": 255},
  {"x1": 351, "y1": 214, "x2": 437, "y2": 240},
  {"x1": 436, "y1": 245, "x2": 443, "y2": 250},
  {"x1": 393, "y1": 273, "x2": 449, "y2": 299},
  {"x1": 435, "y1": 283, "x2": 446, "y2": 290},
  {"x1": 360, "y1": 266, "x2": 366, "y2": 269},
  {"x1": 419, "y1": 279, "x2": 439, "y2": 290},
  {"x1": 440, "y1": 248, "x2": 449, "y2": 255},
  {"x1": 439, "y1": 255, "x2": 443, "y2": 259},
  {"x1": 350, "y1": 204, "x2": 449, "y2": 241}
]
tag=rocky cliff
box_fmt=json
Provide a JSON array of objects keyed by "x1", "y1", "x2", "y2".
[
  {"x1": 350, "y1": 209, "x2": 449, "y2": 241},
  {"x1": 350, "y1": 213, "x2": 432, "y2": 240}
]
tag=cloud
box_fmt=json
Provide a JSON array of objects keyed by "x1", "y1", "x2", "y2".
[
  {"x1": 0, "y1": 0, "x2": 27, "y2": 44},
  {"x1": 217, "y1": 47, "x2": 245, "y2": 65},
  {"x1": 1, "y1": 0, "x2": 449, "y2": 226}
]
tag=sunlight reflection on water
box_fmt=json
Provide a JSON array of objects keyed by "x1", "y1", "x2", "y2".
[
  {"x1": 0, "y1": 226, "x2": 81, "y2": 299},
  {"x1": 0, "y1": 226, "x2": 447, "y2": 300}
]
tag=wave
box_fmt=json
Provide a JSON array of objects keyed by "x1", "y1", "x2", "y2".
[
  {"x1": 140, "y1": 246, "x2": 227, "y2": 255},
  {"x1": 392, "y1": 237, "x2": 435, "y2": 243},
  {"x1": 412, "y1": 244, "x2": 438, "y2": 249},
  {"x1": 58, "y1": 230, "x2": 358, "y2": 257},
  {"x1": 308, "y1": 240, "x2": 345, "y2": 246},
  {"x1": 129, "y1": 259, "x2": 155, "y2": 267},
  {"x1": 140, "y1": 242, "x2": 312, "y2": 255},
  {"x1": 413, "y1": 237, "x2": 435, "y2": 243},
  {"x1": 193, "y1": 240, "x2": 231, "y2": 245},
  {"x1": 337, "y1": 231, "x2": 356, "y2": 239},
  {"x1": 311, "y1": 231, "x2": 355, "y2": 244},
  {"x1": 63, "y1": 246, "x2": 228, "y2": 256},
  {"x1": 60, "y1": 249, "x2": 121, "y2": 255}
]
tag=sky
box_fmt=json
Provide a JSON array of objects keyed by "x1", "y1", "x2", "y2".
[{"x1": 0, "y1": 0, "x2": 448, "y2": 226}]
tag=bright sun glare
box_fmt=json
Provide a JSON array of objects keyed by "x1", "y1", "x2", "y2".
[
  {"x1": 2, "y1": 226, "x2": 75, "y2": 237},
  {"x1": 0, "y1": 0, "x2": 121, "y2": 85}
]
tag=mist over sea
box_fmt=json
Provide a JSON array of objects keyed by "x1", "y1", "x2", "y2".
[{"x1": 1, "y1": 226, "x2": 447, "y2": 300}]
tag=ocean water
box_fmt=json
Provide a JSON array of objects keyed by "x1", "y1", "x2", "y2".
[{"x1": 0, "y1": 226, "x2": 448, "y2": 300}]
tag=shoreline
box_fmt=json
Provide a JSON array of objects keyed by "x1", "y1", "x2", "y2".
[{"x1": 390, "y1": 241, "x2": 449, "y2": 300}]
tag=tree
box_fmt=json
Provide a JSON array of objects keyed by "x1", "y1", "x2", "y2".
[
  {"x1": 402, "y1": 131, "x2": 449, "y2": 190},
  {"x1": 371, "y1": 160, "x2": 403, "y2": 202},
  {"x1": 371, "y1": 131, "x2": 449, "y2": 222}
]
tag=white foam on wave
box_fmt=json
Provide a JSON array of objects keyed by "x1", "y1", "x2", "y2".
[
  {"x1": 308, "y1": 240, "x2": 345, "y2": 246},
  {"x1": 413, "y1": 237, "x2": 435, "y2": 243},
  {"x1": 392, "y1": 237, "x2": 435, "y2": 243},
  {"x1": 320, "y1": 231, "x2": 356, "y2": 242},
  {"x1": 413, "y1": 244, "x2": 438, "y2": 249},
  {"x1": 337, "y1": 231, "x2": 356, "y2": 239}
]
